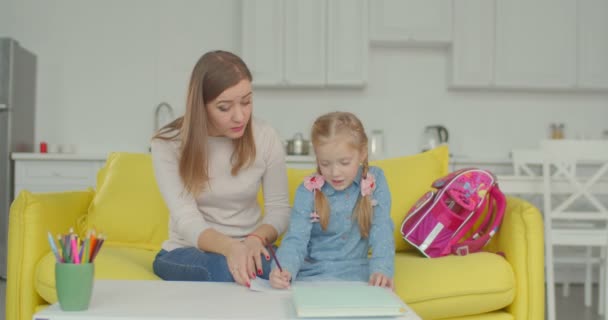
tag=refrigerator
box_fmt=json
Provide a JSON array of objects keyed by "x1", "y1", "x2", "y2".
[{"x1": 0, "y1": 38, "x2": 36, "y2": 279}]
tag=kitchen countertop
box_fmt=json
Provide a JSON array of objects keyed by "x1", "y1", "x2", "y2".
[
  {"x1": 11, "y1": 152, "x2": 514, "y2": 165},
  {"x1": 285, "y1": 155, "x2": 316, "y2": 162},
  {"x1": 449, "y1": 155, "x2": 512, "y2": 165},
  {"x1": 11, "y1": 152, "x2": 317, "y2": 162},
  {"x1": 11, "y1": 152, "x2": 109, "y2": 161}
]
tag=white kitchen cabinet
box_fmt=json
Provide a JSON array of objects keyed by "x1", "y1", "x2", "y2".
[
  {"x1": 450, "y1": 0, "x2": 494, "y2": 88},
  {"x1": 494, "y1": 0, "x2": 577, "y2": 89},
  {"x1": 242, "y1": 0, "x2": 285, "y2": 87},
  {"x1": 284, "y1": 0, "x2": 326, "y2": 86},
  {"x1": 369, "y1": 0, "x2": 452, "y2": 46},
  {"x1": 451, "y1": 0, "x2": 608, "y2": 91},
  {"x1": 12, "y1": 154, "x2": 107, "y2": 198},
  {"x1": 327, "y1": 0, "x2": 369, "y2": 86},
  {"x1": 577, "y1": 0, "x2": 608, "y2": 89},
  {"x1": 241, "y1": 0, "x2": 367, "y2": 87}
]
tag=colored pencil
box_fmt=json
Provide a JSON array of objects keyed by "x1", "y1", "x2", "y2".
[
  {"x1": 90, "y1": 236, "x2": 105, "y2": 263},
  {"x1": 47, "y1": 232, "x2": 62, "y2": 262},
  {"x1": 57, "y1": 235, "x2": 66, "y2": 262},
  {"x1": 267, "y1": 245, "x2": 282, "y2": 272},
  {"x1": 71, "y1": 234, "x2": 80, "y2": 264}
]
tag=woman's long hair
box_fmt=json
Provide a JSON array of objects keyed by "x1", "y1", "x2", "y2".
[
  {"x1": 152, "y1": 50, "x2": 255, "y2": 195},
  {"x1": 311, "y1": 112, "x2": 374, "y2": 238}
]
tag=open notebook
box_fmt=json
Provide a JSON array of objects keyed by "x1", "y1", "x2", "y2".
[{"x1": 292, "y1": 282, "x2": 409, "y2": 318}]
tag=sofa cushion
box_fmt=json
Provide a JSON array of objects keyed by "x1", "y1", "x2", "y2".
[
  {"x1": 370, "y1": 145, "x2": 449, "y2": 252},
  {"x1": 35, "y1": 246, "x2": 159, "y2": 303},
  {"x1": 394, "y1": 251, "x2": 515, "y2": 319},
  {"x1": 87, "y1": 153, "x2": 169, "y2": 249}
]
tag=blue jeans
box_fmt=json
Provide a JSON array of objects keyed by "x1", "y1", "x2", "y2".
[{"x1": 153, "y1": 247, "x2": 272, "y2": 282}]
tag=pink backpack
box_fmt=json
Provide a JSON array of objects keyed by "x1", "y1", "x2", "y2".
[{"x1": 400, "y1": 168, "x2": 506, "y2": 258}]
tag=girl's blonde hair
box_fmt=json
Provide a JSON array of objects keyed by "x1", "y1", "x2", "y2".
[
  {"x1": 152, "y1": 50, "x2": 255, "y2": 195},
  {"x1": 311, "y1": 112, "x2": 374, "y2": 238}
]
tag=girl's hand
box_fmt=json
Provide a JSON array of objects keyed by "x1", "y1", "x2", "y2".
[
  {"x1": 369, "y1": 272, "x2": 394, "y2": 290},
  {"x1": 269, "y1": 268, "x2": 292, "y2": 289}
]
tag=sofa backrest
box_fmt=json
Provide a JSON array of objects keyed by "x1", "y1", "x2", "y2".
[
  {"x1": 369, "y1": 146, "x2": 449, "y2": 251},
  {"x1": 86, "y1": 153, "x2": 169, "y2": 249},
  {"x1": 88, "y1": 146, "x2": 449, "y2": 252}
]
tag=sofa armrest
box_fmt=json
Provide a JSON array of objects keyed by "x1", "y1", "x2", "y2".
[
  {"x1": 487, "y1": 196, "x2": 544, "y2": 320},
  {"x1": 6, "y1": 189, "x2": 94, "y2": 320}
]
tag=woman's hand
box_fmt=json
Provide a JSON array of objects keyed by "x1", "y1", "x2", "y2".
[
  {"x1": 225, "y1": 241, "x2": 252, "y2": 287},
  {"x1": 369, "y1": 272, "x2": 394, "y2": 290},
  {"x1": 269, "y1": 268, "x2": 292, "y2": 289},
  {"x1": 225, "y1": 236, "x2": 269, "y2": 287},
  {"x1": 242, "y1": 235, "x2": 270, "y2": 277}
]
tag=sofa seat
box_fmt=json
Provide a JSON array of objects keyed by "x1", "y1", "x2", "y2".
[
  {"x1": 396, "y1": 251, "x2": 514, "y2": 319},
  {"x1": 446, "y1": 314, "x2": 512, "y2": 320},
  {"x1": 36, "y1": 246, "x2": 160, "y2": 303}
]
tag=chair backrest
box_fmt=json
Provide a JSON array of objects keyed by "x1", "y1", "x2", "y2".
[
  {"x1": 512, "y1": 148, "x2": 542, "y2": 177},
  {"x1": 541, "y1": 140, "x2": 608, "y2": 223}
]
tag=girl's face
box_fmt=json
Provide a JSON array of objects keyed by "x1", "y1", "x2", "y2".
[
  {"x1": 206, "y1": 79, "x2": 253, "y2": 138},
  {"x1": 315, "y1": 136, "x2": 367, "y2": 191}
]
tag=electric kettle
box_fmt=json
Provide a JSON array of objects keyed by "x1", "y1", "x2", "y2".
[{"x1": 420, "y1": 125, "x2": 449, "y2": 151}]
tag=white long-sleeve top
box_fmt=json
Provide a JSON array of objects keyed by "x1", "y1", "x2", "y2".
[{"x1": 150, "y1": 118, "x2": 291, "y2": 251}]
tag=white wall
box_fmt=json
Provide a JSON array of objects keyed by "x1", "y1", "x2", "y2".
[
  {"x1": 4, "y1": 0, "x2": 242, "y2": 153},
  {"x1": 4, "y1": 0, "x2": 608, "y2": 158},
  {"x1": 0, "y1": 0, "x2": 9, "y2": 36}
]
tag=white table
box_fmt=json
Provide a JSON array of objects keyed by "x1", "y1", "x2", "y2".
[{"x1": 33, "y1": 280, "x2": 420, "y2": 320}]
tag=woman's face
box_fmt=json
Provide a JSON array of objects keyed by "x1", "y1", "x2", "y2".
[{"x1": 206, "y1": 79, "x2": 253, "y2": 138}]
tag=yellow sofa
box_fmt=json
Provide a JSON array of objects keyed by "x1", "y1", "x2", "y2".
[{"x1": 6, "y1": 146, "x2": 544, "y2": 320}]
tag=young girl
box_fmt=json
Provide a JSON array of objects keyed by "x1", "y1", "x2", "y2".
[{"x1": 269, "y1": 112, "x2": 394, "y2": 289}]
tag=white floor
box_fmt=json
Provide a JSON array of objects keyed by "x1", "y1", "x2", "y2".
[
  {"x1": 0, "y1": 280, "x2": 602, "y2": 320},
  {"x1": 555, "y1": 284, "x2": 603, "y2": 320}
]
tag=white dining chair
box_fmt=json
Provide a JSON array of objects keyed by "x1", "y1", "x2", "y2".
[
  {"x1": 512, "y1": 148, "x2": 595, "y2": 304},
  {"x1": 542, "y1": 140, "x2": 608, "y2": 320},
  {"x1": 512, "y1": 148, "x2": 542, "y2": 177}
]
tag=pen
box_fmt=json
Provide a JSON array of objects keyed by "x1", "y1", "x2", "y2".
[{"x1": 267, "y1": 245, "x2": 282, "y2": 272}]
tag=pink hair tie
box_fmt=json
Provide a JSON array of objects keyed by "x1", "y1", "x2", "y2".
[
  {"x1": 304, "y1": 174, "x2": 325, "y2": 192},
  {"x1": 360, "y1": 173, "x2": 376, "y2": 197}
]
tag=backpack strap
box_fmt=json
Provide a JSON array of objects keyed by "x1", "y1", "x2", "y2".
[
  {"x1": 469, "y1": 191, "x2": 495, "y2": 240},
  {"x1": 450, "y1": 185, "x2": 506, "y2": 256}
]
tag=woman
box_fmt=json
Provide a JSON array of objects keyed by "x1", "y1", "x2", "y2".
[{"x1": 150, "y1": 50, "x2": 290, "y2": 288}]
